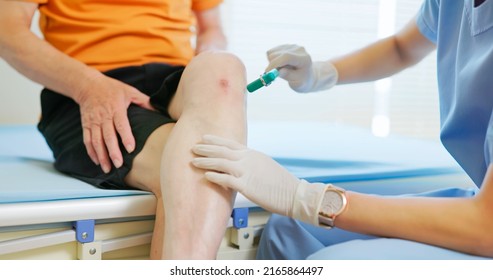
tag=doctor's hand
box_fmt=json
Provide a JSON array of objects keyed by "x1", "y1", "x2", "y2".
[
  {"x1": 266, "y1": 44, "x2": 338, "y2": 93},
  {"x1": 75, "y1": 74, "x2": 154, "y2": 174},
  {"x1": 192, "y1": 135, "x2": 328, "y2": 225}
]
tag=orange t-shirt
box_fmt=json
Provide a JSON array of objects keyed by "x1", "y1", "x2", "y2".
[{"x1": 22, "y1": 0, "x2": 222, "y2": 72}]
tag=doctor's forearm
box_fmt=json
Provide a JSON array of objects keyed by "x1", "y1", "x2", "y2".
[
  {"x1": 331, "y1": 36, "x2": 410, "y2": 84},
  {"x1": 332, "y1": 18, "x2": 435, "y2": 85},
  {"x1": 336, "y1": 191, "x2": 493, "y2": 257}
]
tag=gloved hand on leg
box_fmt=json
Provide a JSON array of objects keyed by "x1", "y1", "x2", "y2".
[
  {"x1": 266, "y1": 44, "x2": 338, "y2": 93},
  {"x1": 192, "y1": 135, "x2": 328, "y2": 226}
]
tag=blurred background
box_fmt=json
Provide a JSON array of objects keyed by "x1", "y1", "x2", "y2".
[{"x1": 0, "y1": 0, "x2": 439, "y2": 140}]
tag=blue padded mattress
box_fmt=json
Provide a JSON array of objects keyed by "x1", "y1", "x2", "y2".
[{"x1": 0, "y1": 121, "x2": 465, "y2": 204}]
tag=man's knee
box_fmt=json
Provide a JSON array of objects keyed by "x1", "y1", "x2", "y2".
[
  {"x1": 190, "y1": 51, "x2": 246, "y2": 77},
  {"x1": 183, "y1": 51, "x2": 246, "y2": 92},
  {"x1": 178, "y1": 51, "x2": 247, "y2": 112}
]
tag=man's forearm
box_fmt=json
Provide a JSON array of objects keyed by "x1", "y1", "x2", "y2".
[
  {"x1": 0, "y1": 26, "x2": 102, "y2": 103},
  {"x1": 194, "y1": 6, "x2": 227, "y2": 53}
]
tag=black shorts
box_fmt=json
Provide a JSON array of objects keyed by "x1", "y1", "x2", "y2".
[{"x1": 37, "y1": 63, "x2": 185, "y2": 189}]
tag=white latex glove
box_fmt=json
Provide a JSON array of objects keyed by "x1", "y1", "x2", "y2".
[
  {"x1": 266, "y1": 44, "x2": 338, "y2": 93},
  {"x1": 192, "y1": 135, "x2": 328, "y2": 226}
]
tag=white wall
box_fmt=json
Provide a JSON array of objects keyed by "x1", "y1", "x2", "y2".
[
  {"x1": 1, "y1": 1, "x2": 439, "y2": 141},
  {"x1": 0, "y1": 60, "x2": 42, "y2": 125}
]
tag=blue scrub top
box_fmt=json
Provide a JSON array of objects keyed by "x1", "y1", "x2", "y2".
[{"x1": 417, "y1": 0, "x2": 493, "y2": 187}]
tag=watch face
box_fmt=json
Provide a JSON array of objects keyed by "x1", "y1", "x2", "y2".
[{"x1": 321, "y1": 190, "x2": 344, "y2": 216}]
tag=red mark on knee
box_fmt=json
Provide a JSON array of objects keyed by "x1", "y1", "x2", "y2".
[{"x1": 219, "y1": 79, "x2": 230, "y2": 89}]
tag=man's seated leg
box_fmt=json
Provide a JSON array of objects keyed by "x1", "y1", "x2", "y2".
[{"x1": 126, "y1": 51, "x2": 247, "y2": 259}]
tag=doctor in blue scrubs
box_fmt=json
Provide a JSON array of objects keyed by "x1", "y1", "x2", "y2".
[{"x1": 191, "y1": 0, "x2": 493, "y2": 259}]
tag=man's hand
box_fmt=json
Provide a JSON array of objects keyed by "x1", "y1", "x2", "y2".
[
  {"x1": 192, "y1": 135, "x2": 328, "y2": 225},
  {"x1": 76, "y1": 75, "x2": 154, "y2": 173}
]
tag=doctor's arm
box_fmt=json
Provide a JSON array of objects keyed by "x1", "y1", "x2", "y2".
[
  {"x1": 337, "y1": 166, "x2": 493, "y2": 257},
  {"x1": 0, "y1": 1, "x2": 153, "y2": 174},
  {"x1": 192, "y1": 135, "x2": 493, "y2": 258},
  {"x1": 267, "y1": 17, "x2": 436, "y2": 92},
  {"x1": 331, "y1": 17, "x2": 436, "y2": 84}
]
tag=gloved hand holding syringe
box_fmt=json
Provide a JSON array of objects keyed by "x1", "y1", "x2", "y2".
[{"x1": 247, "y1": 44, "x2": 338, "y2": 93}]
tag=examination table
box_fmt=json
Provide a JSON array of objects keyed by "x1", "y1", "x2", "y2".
[{"x1": 0, "y1": 121, "x2": 475, "y2": 260}]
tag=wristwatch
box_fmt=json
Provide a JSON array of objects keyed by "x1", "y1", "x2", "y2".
[{"x1": 318, "y1": 184, "x2": 348, "y2": 228}]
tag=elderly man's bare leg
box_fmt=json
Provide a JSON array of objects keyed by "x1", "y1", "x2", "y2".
[{"x1": 125, "y1": 52, "x2": 247, "y2": 259}]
